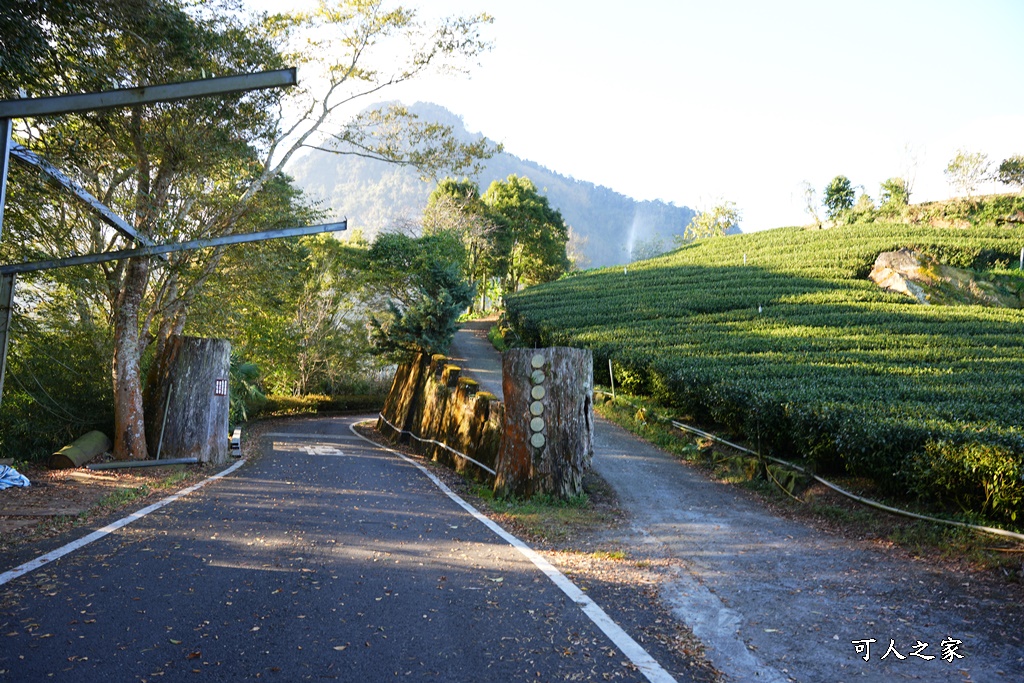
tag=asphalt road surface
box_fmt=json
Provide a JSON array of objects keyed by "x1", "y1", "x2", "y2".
[{"x1": 0, "y1": 415, "x2": 681, "y2": 682}]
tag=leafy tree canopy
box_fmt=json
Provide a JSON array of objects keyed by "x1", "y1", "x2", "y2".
[
  {"x1": 944, "y1": 150, "x2": 990, "y2": 198},
  {"x1": 823, "y1": 175, "x2": 855, "y2": 220},
  {"x1": 995, "y1": 155, "x2": 1024, "y2": 191},
  {"x1": 367, "y1": 231, "x2": 473, "y2": 363},
  {"x1": 880, "y1": 177, "x2": 910, "y2": 211},
  {"x1": 481, "y1": 175, "x2": 570, "y2": 293},
  {"x1": 678, "y1": 200, "x2": 740, "y2": 243}
]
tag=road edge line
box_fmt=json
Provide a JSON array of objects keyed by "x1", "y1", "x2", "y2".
[
  {"x1": 349, "y1": 420, "x2": 677, "y2": 683},
  {"x1": 0, "y1": 457, "x2": 248, "y2": 587}
]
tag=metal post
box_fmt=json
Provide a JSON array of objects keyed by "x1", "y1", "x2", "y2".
[
  {"x1": 0, "y1": 219, "x2": 346, "y2": 275},
  {"x1": 156, "y1": 383, "x2": 173, "y2": 461},
  {"x1": 0, "y1": 69, "x2": 297, "y2": 119},
  {"x1": 0, "y1": 118, "x2": 11, "y2": 239},
  {"x1": 11, "y1": 144, "x2": 159, "y2": 248},
  {"x1": 608, "y1": 358, "x2": 615, "y2": 400},
  {"x1": 0, "y1": 273, "x2": 15, "y2": 404}
]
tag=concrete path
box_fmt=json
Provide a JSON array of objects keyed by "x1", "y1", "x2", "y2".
[
  {"x1": 446, "y1": 318, "x2": 504, "y2": 397},
  {"x1": 448, "y1": 321, "x2": 1024, "y2": 683}
]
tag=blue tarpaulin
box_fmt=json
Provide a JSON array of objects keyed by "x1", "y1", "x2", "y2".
[{"x1": 0, "y1": 465, "x2": 30, "y2": 489}]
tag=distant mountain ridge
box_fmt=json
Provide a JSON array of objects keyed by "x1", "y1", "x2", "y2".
[{"x1": 286, "y1": 102, "x2": 706, "y2": 268}]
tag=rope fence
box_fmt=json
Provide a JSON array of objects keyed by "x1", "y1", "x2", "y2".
[
  {"x1": 595, "y1": 389, "x2": 1024, "y2": 543},
  {"x1": 376, "y1": 412, "x2": 497, "y2": 476}
]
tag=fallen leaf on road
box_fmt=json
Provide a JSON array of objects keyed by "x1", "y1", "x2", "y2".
[
  {"x1": 169, "y1": 639, "x2": 181, "y2": 644},
  {"x1": 333, "y1": 645, "x2": 347, "y2": 651}
]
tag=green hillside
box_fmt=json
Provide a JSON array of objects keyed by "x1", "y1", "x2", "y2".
[
  {"x1": 505, "y1": 216, "x2": 1024, "y2": 524},
  {"x1": 286, "y1": 102, "x2": 699, "y2": 268}
]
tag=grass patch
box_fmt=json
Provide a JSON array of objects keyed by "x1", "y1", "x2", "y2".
[
  {"x1": 153, "y1": 467, "x2": 191, "y2": 489},
  {"x1": 94, "y1": 485, "x2": 152, "y2": 513},
  {"x1": 487, "y1": 324, "x2": 509, "y2": 352},
  {"x1": 469, "y1": 484, "x2": 603, "y2": 543},
  {"x1": 591, "y1": 549, "x2": 628, "y2": 561},
  {"x1": 257, "y1": 393, "x2": 387, "y2": 418}
]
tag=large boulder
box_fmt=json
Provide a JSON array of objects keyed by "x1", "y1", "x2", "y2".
[
  {"x1": 869, "y1": 249, "x2": 928, "y2": 304},
  {"x1": 869, "y1": 249, "x2": 1023, "y2": 308}
]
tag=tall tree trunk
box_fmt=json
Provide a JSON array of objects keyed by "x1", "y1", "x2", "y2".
[
  {"x1": 494, "y1": 347, "x2": 594, "y2": 499},
  {"x1": 112, "y1": 257, "x2": 150, "y2": 461},
  {"x1": 146, "y1": 335, "x2": 230, "y2": 464}
]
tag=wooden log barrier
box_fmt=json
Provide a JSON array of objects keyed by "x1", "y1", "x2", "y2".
[{"x1": 494, "y1": 347, "x2": 594, "y2": 499}]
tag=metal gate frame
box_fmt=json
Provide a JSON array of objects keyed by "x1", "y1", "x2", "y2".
[{"x1": 0, "y1": 68, "x2": 347, "y2": 408}]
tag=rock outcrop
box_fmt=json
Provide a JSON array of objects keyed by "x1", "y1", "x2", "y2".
[
  {"x1": 869, "y1": 249, "x2": 929, "y2": 304},
  {"x1": 869, "y1": 249, "x2": 1023, "y2": 307}
]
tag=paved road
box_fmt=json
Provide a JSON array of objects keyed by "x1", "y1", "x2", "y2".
[
  {"x1": 447, "y1": 321, "x2": 1024, "y2": 683},
  {"x1": 446, "y1": 318, "x2": 504, "y2": 398},
  {"x1": 0, "y1": 416, "x2": 682, "y2": 681}
]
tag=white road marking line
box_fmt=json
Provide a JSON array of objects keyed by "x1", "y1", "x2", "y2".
[
  {"x1": 299, "y1": 445, "x2": 343, "y2": 456},
  {"x1": 349, "y1": 421, "x2": 677, "y2": 683},
  {"x1": 271, "y1": 440, "x2": 348, "y2": 456},
  {"x1": 0, "y1": 458, "x2": 248, "y2": 587}
]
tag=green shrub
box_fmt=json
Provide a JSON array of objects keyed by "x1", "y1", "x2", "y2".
[
  {"x1": 256, "y1": 393, "x2": 387, "y2": 418},
  {"x1": 913, "y1": 439, "x2": 1024, "y2": 521}
]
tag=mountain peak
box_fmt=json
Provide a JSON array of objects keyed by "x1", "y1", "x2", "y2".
[{"x1": 287, "y1": 101, "x2": 698, "y2": 267}]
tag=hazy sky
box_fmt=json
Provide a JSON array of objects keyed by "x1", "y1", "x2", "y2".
[{"x1": 249, "y1": 0, "x2": 1024, "y2": 231}]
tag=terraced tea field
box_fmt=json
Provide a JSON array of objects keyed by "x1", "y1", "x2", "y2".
[{"x1": 505, "y1": 222, "x2": 1024, "y2": 523}]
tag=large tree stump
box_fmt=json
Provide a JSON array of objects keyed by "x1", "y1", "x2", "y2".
[
  {"x1": 146, "y1": 336, "x2": 231, "y2": 464},
  {"x1": 494, "y1": 347, "x2": 594, "y2": 499}
]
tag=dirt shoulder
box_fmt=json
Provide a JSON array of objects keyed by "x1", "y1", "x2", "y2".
[
  {"x1": 0, "y1": 462, "x2": 210, "y2": 557},
  {"x1": 0, "y1": 417, "x2": 313, "y2": 561}
]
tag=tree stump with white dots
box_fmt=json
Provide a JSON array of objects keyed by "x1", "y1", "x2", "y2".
[{"x1": 494, "y1": 347, "x2": 594, "y2": 499}]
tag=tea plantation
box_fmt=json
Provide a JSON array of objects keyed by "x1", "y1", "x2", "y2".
[{"x1": 505, "y1": 220, "x2": 1024, "y2": 524}]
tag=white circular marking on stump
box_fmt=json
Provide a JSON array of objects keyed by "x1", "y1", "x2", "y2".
[
  {"x1": 531, "y1": 369, "x2": 546, "y2": 384},
  {"x1": 531, "y1": 354, "x2": 545, "y2": 369},
  {"x1": 530, "y1": 401, "x2": 544, "y2": 416},
  {"x1": 530, "y1": 433, "x2": 546, "y2": 449},
  {"x1": 530, "y1": 417, "x2": 545, "y2": 432},
  {"x1": 531, "y1": 385, "x2": 546, "y2": 400}
]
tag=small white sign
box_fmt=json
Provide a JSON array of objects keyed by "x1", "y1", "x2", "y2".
[{"x1": 214, "y1": 378, "x2": 228, "y2": 396}]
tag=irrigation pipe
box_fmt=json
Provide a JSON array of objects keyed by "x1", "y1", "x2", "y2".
[
  {"x1": 88, "y1": 457, "x2": 198, "y2": 470},
  {"x1": 376, "y1": 413, "x2": 497, "y2": 476},
  {"x1": 595, "y1": 389, "x2": 1024, "y2": 543}
]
